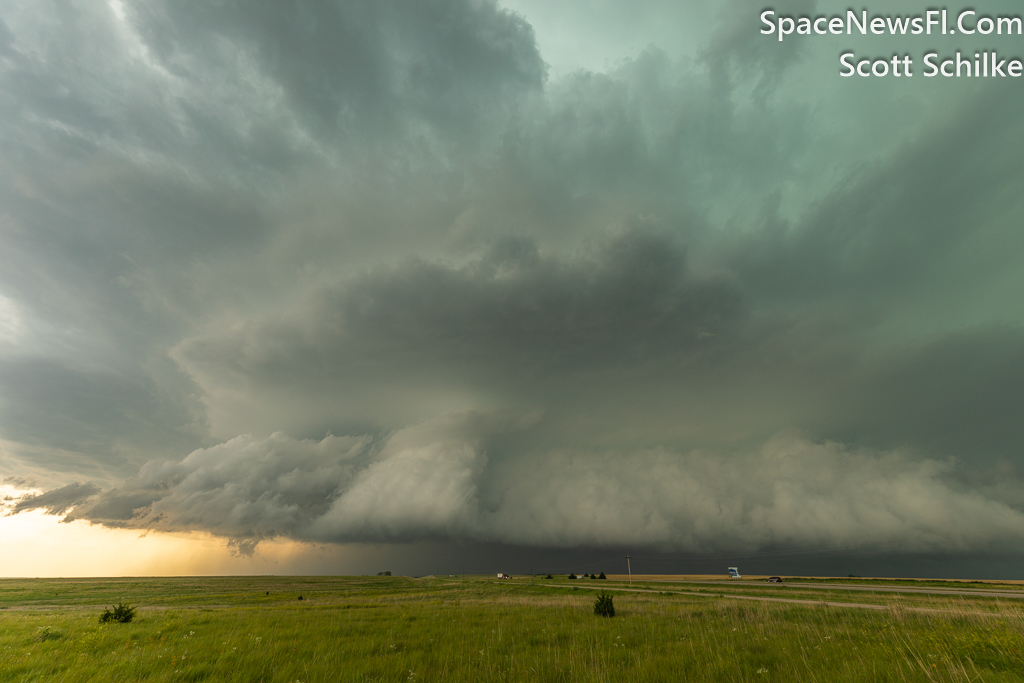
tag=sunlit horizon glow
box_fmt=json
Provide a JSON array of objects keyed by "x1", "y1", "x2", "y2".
[{"x1": 0, "y1": 486, "x2": 330, "y2": 577}]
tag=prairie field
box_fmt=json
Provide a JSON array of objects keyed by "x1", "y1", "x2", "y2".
[{"x1": 2, "y1": 575, "x2": 1024, "y2": 682}]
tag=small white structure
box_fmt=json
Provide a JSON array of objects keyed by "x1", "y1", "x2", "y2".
[
  {"x1": 497, "y1": 573, "x2": 510, "y2": 579},
  {"x1": 728, "y1": 567, "x2": 742, "y2": 578}
]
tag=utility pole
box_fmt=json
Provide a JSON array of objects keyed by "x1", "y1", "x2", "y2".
[{"x1": 625, "y1": 555, "x2": 632, "y2": 587}]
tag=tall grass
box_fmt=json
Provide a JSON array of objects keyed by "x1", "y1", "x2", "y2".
[{"x1": 1, "y1": 577, "x2": 1022, "y2": 681}]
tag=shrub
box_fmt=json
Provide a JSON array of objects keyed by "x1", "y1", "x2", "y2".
[
  {"x1": 568, "y1": 573, "x2": 576, "y2": 580},
  {"x1": 37, "y1": 626, "x2": 63, "y2": 642},
  {"x1": 99, "y1": 602, "x2": 136, "y2": 624},
  {"x1": 377, "y1": 571, "x2": 392, "y2": 576},
  {"x1": 598, "y1": 571, "x2": 607, "y2": 579},
  {"x1": 545, "y1": 574, "x2": 553, "y2": 580},
  {"x1": 594, "y1": 591, "x2": 615, "y2": 617},
  {"x1": 590, "y1": 574, "x2": 597, "y2": 579}
]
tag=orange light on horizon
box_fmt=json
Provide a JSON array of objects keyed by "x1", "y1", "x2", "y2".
[
  {"x1": 0, "y1": 507, "x2": 323, "y2": 576},
  {"x1": 0, "y1": 485, "x2": 349, "y2": 577}
]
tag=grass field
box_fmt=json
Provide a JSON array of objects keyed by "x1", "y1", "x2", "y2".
[{"x1": 2, "y1": 575, "x2": 1024, "y2": 682}]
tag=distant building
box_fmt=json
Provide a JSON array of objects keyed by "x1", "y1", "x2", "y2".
[{"x1": 728, "y1": 567, "x2": 742, "y2": 578}]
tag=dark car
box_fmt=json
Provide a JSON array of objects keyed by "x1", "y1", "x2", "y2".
[{"x1": 766, "y1": 577, "x2": 783, "y2": 583}]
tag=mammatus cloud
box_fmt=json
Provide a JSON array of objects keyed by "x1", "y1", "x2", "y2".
[{"x1": 23, "y1": 419, "x2": 1024, "y2": 555}]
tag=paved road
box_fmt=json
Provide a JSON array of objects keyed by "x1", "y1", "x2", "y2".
[{"x1": 631, "y1": 579, "x2": 1024, "y2": 599}]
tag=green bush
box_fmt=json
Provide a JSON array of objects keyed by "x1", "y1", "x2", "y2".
[
  {"x1": 99, "y1": 602, "x2": 136, "y2": 624},
  {"x1": 594, "y1": 591, "x2": 615, "y2": 617},
  {"x1": 545, "y1": 574, "x2": 553, "y2": 579},
  {"x1": 568, "y1": 573, "x2": 576, "y2": 580},
  {"x1": 598, "y1": 571, "x2": 607, "y2": 579},
  {"x1": 37, "y1": 626, "x2": 63, "y2": 642}
]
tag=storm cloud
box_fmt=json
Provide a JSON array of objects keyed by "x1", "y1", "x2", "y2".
[
  {"x1": 60, "y1": 423, "x2": 1024, "y2": 556},
  {"x1": 11, "y1": 481, "x2": 100, "y2": 516},
  {"x1": 3, "y1": 0, "x2": 1024, "y2": 572}
]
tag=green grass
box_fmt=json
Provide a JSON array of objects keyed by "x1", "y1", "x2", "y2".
[{"x1": 1, "y1": 576, "x2": 1023, "y2": 681}]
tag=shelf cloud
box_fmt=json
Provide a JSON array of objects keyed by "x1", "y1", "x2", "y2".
[{"x1": 46, "y1": 424, "x2": 1024, "y2": 556}]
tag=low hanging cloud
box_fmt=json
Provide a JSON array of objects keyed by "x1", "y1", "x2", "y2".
[
  {"x1": 11, "y1": 481, "x2": 101, "y2": 516},
  {"x1": 69, "y1": 432, "x2": 371, "y2": 540},
  {"x1": 36, "y1": 414, "x2": 1024, "y2": 556}
]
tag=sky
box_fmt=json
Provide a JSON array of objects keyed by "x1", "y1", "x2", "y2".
[{"x1": 2, "y1": 0, "x2": 1024, "y2": 578}]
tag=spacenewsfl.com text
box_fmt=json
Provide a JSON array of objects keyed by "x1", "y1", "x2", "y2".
[{"x1": 760, "y1": 9, "x2": 1023, "y2": 77}]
